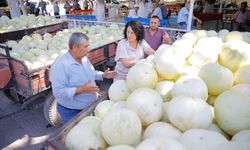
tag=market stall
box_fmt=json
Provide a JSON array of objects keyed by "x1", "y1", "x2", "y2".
[{"x1": 43, "y1": 28, "x2": 250, "y2": 149}]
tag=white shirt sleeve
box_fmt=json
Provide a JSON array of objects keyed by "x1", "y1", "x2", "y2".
[
  {"x1": 115, "y1": 40, "x2": 129, "y2": 61},
  {"x1": 141, "y1": 40, "x2": 151, "y2": 52}
]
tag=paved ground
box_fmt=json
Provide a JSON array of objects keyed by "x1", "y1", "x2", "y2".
[
  {"x1": 0, "y1": 91, "x2": 57, "y2": 150},
  {"x1": 0, "y1": 79, "x2": 112, "y2": 150}
]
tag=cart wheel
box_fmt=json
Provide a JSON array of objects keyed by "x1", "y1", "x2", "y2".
[
  {"x1": 43, "y1": 94, "x2": 62, "y2": 128},
  {"x1": 3, "y1": 89, "x2": 12, "y2": 100},
  {"x1": 3, "y1": 89, "x2": 25, "y2": 103}
]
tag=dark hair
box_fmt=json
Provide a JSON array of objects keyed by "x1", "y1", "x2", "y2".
[
  {"x1": 121, "y1": 5, "x2": 129, "y2": 9},
  {"x1": 181, "y1": 3, "x2": 185, "y2": 8},
  {"x1": 152, "y1": 0, "x2": 159, "y2": 4},
  {"x1": 241, "y1": 2, "x2": 247, "y2": 6},
  {"x1": 151, "y1": 15, "x2": 160, "y2": 21},
  {"x1": 124, "y1": 20, "x2": 144, "y2": 42}
]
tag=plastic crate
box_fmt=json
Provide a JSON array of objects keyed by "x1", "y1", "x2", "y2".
[
  {"x1": 160, "y1": 19, "x2": 169, "y2": 27},
  {"x1": 124, "y1": 17, "x2": 139, "y2": 23},
  {"x1": 66, "y1": 14, "x2": 96, "y2": 21},
  {"x1": 124, "y1": 17, "x2": 149, "y2": 26},
  {"x1": 138, "y1": 18, "x2": 150, "y2": 26},
  {"x1": 66, "y1": 15, "x2": 97, "y2": 27}
]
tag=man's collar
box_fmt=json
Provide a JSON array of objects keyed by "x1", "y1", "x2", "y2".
[
  {"x1": 66, "y1": 51, "x2": 81, "y2": 65},
  {"x1": 148, "y1": 27, "x2": 159, "y2": 32}
]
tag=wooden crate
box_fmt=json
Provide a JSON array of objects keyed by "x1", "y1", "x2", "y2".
[{"x1": 44, "y1": 91, "x2": 108, "y2": 150}]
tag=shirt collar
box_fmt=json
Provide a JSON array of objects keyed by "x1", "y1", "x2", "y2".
[
  {"x1": 125, "y1": 39, "x2": 140, "y2": 50},
  {"x1": 66, "y1": 51, "x2": 80, "y2": 65},
  {"x1": 147, "y1": 27, "x2": 159, "y2": 33}
]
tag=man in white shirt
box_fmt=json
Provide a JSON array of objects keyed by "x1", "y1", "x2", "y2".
[
  {"x1": 128, "y1": 4, "x2": 139, "y2": 18},
  {"x1": 96, "y1": 0, "x2": 105, "y2": 21},
  {"x1": 138, "y1": 0, "x2": 153, "y2": 18},
  {"x1": 177, "y1": 1, "x2": 202, "y2": 29},
  {"x1": 177, "y1": 3, "x2": 189, "y2": 29},
  {"x1": 149, "y1": 0, "x2": 163, "y2": 19}
]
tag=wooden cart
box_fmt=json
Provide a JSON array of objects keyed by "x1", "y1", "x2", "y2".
[
  {"x1": 0, "y1": 42, "x2": 116, "y2": 100},
  {"x1": 0, "y1": 18, "x2": 119, "y2": 127},
  {"x1": 0, "y1": 22, "x2": 68, "y2": 103},
  {"x1": 0, "y1": 40, "x2": 117, "y2": 126}
]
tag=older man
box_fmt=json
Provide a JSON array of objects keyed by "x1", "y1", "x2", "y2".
[
  {"x1": 50, "y1": 32, "x2": 117, "y2": 124},
  {"x1": 144, "y1": 15, "x2": 172, "y2": 50}
]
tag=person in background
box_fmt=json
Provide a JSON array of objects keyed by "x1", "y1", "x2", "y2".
[
  {"x1": 51, "y1": 32, "x2": 117, "y2": 124},
  {"x1": 159, "y1": 0, "x2": 168, "y2": 19},
  {"x1": 204, "y1": 0, "x2": 214, "y2": 13},
  {"x1": 64, "y1": 0, "x2": 72, "y2": 15},
  {"x1": 120, "y1": 5, "x2": 129, "y2": 17},
  {"x1": 144, "y1": 15, "x2": 172, "y2": 50},
  {"x1": 128, "y1": 0, "x2": 135, "y2": 9},
  {"x1": 193, "y1": 0, "x2": 203, "y2": 29},
  {"x1": 95, "y1": 0, "x2": 105, "y2": 21},
  {"x1": 232, "y1": 1, "x2": 250, "y2": 32},
  {"x1": 40, "y1": 0, "x2": 47, "y2": 15},
  {"x1": 24, "y1": 0, "x2": 35, "y2": 14},
  {"x1": 34, "y1": 3, "x2": 40, "y2": 16},
  {"x1": 138, "y1": 0, "x2": 153, "y2": 18},
  {"x1": 88, "y1": 0, "x2": 93, "y2": 10},
  {"x1": 114, "y1": 21, "x2": 155, "y2": 81},
  {"x1": 73, "y1": 0, "x2": 81, "y2": 10},
  {"x1": 53, "y1": 1, "x2": 60, "y2": 18},
  {"x1": 177, "y1": 1, "x2": 202, "y2": 29},
  {"x1": 128, "y1": 4, "x2": 139, "y2": 18},
  {"x1": 193, "y1": 0, "x2": 203, "y2": 14},
  {"x1": 83, "y1": 0, "x2": 89, "y2": 10},
  {"x1": 149, "y1": 0, "x2": 162, "y2": 19}
]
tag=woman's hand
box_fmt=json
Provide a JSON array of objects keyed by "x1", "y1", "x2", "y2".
[
  {"x1": 194, "y1": 16, "x2": 202, "y2": 24},
  {"x1": 103, "y1": 69, "x2": 117, "y2": 79},
  {"x1": 145, "y1": 48, "x2": 155, "y2": 56},
  {"x1": 197, "y1": 18, "x2": 202, "y2": 24}
]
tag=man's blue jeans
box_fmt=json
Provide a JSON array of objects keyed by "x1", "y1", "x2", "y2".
[{"x1": 57, "y1": 103, "x2": 81, "y2": 124}]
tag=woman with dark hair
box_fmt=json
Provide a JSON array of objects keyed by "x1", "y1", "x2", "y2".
[{"x1": 114, "y1": 20, "x2": 155, "y2": 81}]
